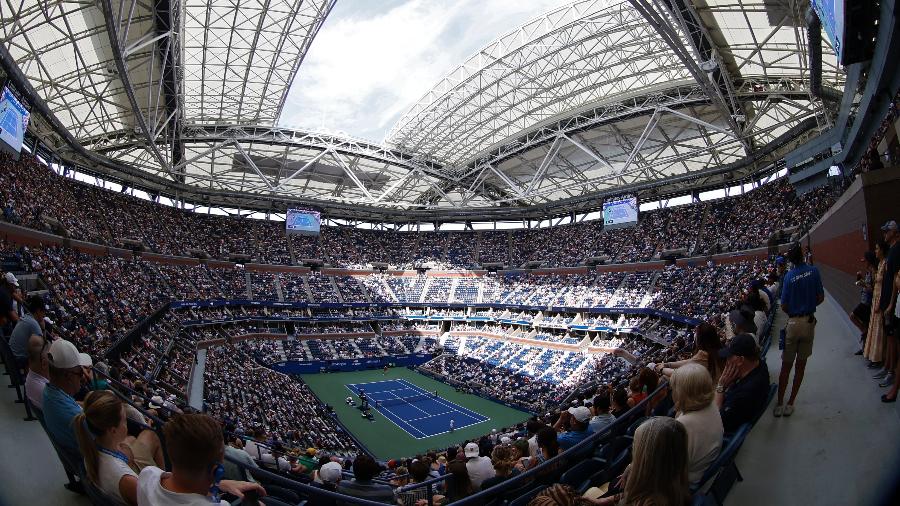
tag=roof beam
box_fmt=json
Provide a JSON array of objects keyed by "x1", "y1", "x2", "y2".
[{"x1": 628, "y1": 0, "x2": 747, "y2": 151}]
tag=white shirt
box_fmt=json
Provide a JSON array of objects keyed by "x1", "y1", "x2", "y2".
[
  {"x1": 465, "y1": 456, "x2": 495, "y2": 488},
  {"x1": 676, "y1": 402, "x2": 724, "y2": 485},
  {"x1": 25, "y1": 370, "x2": 48, "y2": 410},
  {"x1": 96, "y1": 451, "x2": 137, "y2": 505},
  {"x1": 753, "y1": 311, "x2": 767, "y2": 340},
  {"x1": 137, "y1": 466, "x2": 228, "y2": 506},
  {"x1": 243, "y1": 440, "x2": 264, "y2": 460}
]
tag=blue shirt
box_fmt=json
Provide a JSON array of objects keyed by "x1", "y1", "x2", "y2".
[
  {"x1": 9, "y1": 313, "x2": 42, "y2": 360},
  {"x1": 42, "y1": 383, "x2": 83, "y2": 452},
  {"x1": 780, "y1": 264, "x2": 824, "y2": 316},
  {"x1": 557, "y1": 428, "x2": 591, "y2": 450}
]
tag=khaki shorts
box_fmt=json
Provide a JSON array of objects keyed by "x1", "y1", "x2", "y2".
[{"x1": 784, "y1": 315, "x2": 817, "y2": 362}]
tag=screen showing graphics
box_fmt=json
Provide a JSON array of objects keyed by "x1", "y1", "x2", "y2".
[
  {"x1": 603, "y1": 196, "x2": 638, "y2": 229},
  {"x1": 0, "y1": 86, "x2": 30, "y2": 158},
  {"x1": 286, "y1": 209, "x2": 321, "y2": 235},
  {"x1": 811, "y1": 0, "x2": 845, "y2": 62}
]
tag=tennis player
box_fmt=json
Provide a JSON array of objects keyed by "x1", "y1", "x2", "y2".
[{"x1": 449, "y1": 419, "x2": 455, "y2": 432}]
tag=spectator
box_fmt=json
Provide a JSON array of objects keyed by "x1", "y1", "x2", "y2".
[
  {"x1": 395, "y1": 460, "x2": 436, "y2": 506},
  {"x1": 463, "y1": 441, "x2": 495, "y2": 489},
  {"x1": 608, "y1": 417, "x2": 690, "y2": 506},
  {"x1": 296, "y1": 447, "x2": 320, "y2": 476},
  {"x1": 657, "y1": 323, "x2": 723, "y2": 382},
  {"x1": 1, "y1": 271, "x2": 20, "y2": 329},
  {"x1": 726, "y1": 308, "x2": 757, "y2": 342},
  {"x1": 479, "y1": 444, "x2": 519, "y2": 490},
  {"x1": 850, "y1": 251, "x2": 877, "y2": 354},
  {"x1": 864, "y1": 241, "x2": 890, "y2": 369},
  {"x1": 43, "y1": 339, "x2": 92, "y2": 452},
  {"x1": 337, "y1": 454, "x2": 394, "y2": 503},
  {"x1": 443, "y1": 461, "x2": 475, "y2": 503},
  {"x1": 533, "y1": 427, "x2": 561, "y2": 467},
  {"x1": 588, "y1": 394, "x2": 616, "y2": 434},
  {"x1": 73, "y1": 390, "x2": 139, "y2": 505},
  {"x1": 776, "y1": 243, "x2": 824, "y2": 417},
  {"x1": 715, "y1": 334, "x2": 770, "y2": 432},
  {"x1": 610, "y1": 388, "x2": 629, "y2": 418},
  {"x1": 137, "y1": 413, "x2": 265, "y2": 505},
  {"x1": 222, "y1": 435, "x2": 259, "y2": 483},
  {"x1": 878, "y1": 221, "x2": 900, "y2": 399},
  {"x1": 671, "y1": 364, "x2": 723, "y2": 486},
  {"x1": 24, "y1": 334, "x2": 50, "y2": 410},
  {"x1": 553, "y1": 406, "x2": 592, "y2": 450},
  {"x1": 9, "y1": 293, "x2": 46, "y2": 364},
  {"x1": 308, "y1": 461, "x2": 342, "y2": 506}
]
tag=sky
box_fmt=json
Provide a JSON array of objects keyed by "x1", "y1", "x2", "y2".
[{"x1": 278, "y1": 0, "x2": 568, "y2": 143}]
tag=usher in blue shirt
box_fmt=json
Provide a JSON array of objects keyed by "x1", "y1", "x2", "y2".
[{"x1": 780, "y1": 264, "x2": 824, "y2": 316}]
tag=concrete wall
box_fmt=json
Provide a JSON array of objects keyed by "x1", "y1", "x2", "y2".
[{"x1": 808, "y1": 167, "x2": 900, "y2": 313}]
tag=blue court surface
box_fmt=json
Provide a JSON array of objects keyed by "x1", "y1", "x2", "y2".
[{"x1": 346, "y1": 379, "x2": 489, "y2": 439}]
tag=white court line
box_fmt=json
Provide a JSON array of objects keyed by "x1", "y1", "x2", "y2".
[
  {"x1": 343, "y1": 384, "x2": 429, "y2": 439},
  {"x1": 397, "y1": 379, "x2": 489, "y2": 423}
]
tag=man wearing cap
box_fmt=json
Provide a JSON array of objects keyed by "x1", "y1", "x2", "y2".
[
  {"x1": 463, "y1": 441, "x2": 495, "y2": 488},
  {"x1": 552, "y1": 405, "x2": 593, "y2": 450},
  {"x1": 296, "y1": 447, "x2": 319, "y2": 476},
  {"x1": 776, "y1": 243, "x2": 824, "y2": 417},
  {"x1": 715, "y1": 334, "x2": 770, "y2": 432},
  {"x1": 879, "y1": 220, "x2": 900, "y2": 402},
  {"x1": 42, "y1": 339, "x2": 92, "y2": 452},
  {"x1": 9, "y1": 294, "x2": 46, "y2": 365}
]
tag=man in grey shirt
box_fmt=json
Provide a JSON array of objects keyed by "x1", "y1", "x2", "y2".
[{"x1": 9, "y1": 294, "x2": 46, "y2": 364}]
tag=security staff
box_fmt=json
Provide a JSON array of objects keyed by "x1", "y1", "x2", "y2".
[{"x1": 774, "y1": 243, "x2": 824, "y2": 417}]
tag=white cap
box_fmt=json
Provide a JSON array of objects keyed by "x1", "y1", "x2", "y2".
[
  {"x1": 319, "y1": 461, "x2": 343, "y2": 483},
  {"x1": 4, "y1": 272, "x2": 18, "y2": 287},
  {"x1": 47, "y1": 339, "x2": 91, "y2": 369},
  {"x1": 464, "y1": 442, "x2": 480, "y2": 458},
  {"x1": 500, "y1": 436, "x2": 511, "y2": 445},
  {"x1": 43, "y1": 316, "x2": 55, "y2": 325},
  {"x1": 568, "y1": 406, "x2": 592, "y2": 423},
  {"x1": 150, "y1": 396, "x2": 164, "y2": 409}
]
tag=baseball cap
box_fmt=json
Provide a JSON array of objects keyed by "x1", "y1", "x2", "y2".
[
  {"x1": 464, "y1": 442, "x2": 480, "y2": 458},
  {"x1": 500, "y1": 436, "x2": 511, "y2": 445},
  {"x1": 775, "y1": 256, "x2": 786, "y2": 265},
  {"x1": 149, "y1": 395, "x2": 165, "y2": 409},
  {"x1": 47, "y1": 339, "x2": 92, "y2": 369},
  {"x1": 4, "y1": 272, "x2": 18, "y2": 287},
  {"x1": 567, "y1": 405, "x2": 592, "y2": 423},
  {"x1": 719, "y1": 333, "x2": 759, "y2": 359},
  {"x1": 319, "y1": 461, "x2": 343, "y2": 483},
  {"x1": 306, "y1": 447, "x2": 317, "y2": 457},
  {"x1": 882, "y1": 220, "x2": 898, "y2": 232}
]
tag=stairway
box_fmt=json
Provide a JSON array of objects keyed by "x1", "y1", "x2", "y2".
[
  {"x1": 274, "y1": 274, "x2": 285, "y2": 302},
  {"x1": 301, "y1": 275, "x2": 315, "y2": 302},
  {"x1": 418, "y1": 276, "x2": 431, "y2": 303},
  {"x1": 244, "y1": 271, "x2": 253, "y2": 299},
  {"x1": 329, "y1": 276, "x2": 344, "y2": 303}
]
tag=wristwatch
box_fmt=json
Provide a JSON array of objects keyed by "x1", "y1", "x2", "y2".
[{"x1": 715, "y1": 384, "x2": 725, "y2": 393}]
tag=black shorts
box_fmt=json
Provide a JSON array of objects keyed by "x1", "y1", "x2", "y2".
[{"x1": 852, "y1": 303, "x2": 871, "y2": 323}]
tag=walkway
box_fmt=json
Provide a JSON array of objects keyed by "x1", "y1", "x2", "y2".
[
  {"x1": 188, "y1": 348, "x2": 207, "y2": 411},
  {"x1": 729, "y1": 292, "x2": 900, "y2": 505}
]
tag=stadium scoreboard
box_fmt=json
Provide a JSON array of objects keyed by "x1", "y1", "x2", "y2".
[
  {"x1": 603, "y1": 195, "x2": 638, "y2": 229},
  {"x1": 0, "y1": 84, "x2": 30, "y2": 159},
  {"x1": 286, "y1": 209, "x2": 321, "y2": 236}
]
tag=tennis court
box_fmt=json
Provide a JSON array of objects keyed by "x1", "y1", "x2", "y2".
[
  {"x1": 347, "y1": 379, "x2": 488, "y2": 439},
  {"x1": 301, "y1": 368, "x2": 531, "y2": 459}
]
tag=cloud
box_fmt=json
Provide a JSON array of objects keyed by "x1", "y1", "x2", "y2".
[{"x1": 278, "y1": 0, "x2": 568, "y2": 142}]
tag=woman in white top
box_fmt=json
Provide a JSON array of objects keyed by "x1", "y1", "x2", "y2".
[
  {"x1": 74, "y1": 390, "x2": 139, "y2": 505},
  {"x1": 670, "y1": 363, "x2": 724, "y2": 486}
]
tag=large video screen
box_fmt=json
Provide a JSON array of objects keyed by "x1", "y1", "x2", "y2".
[
  {"x1": 603, "y1": 196, "x2": 638, "y2": 229},
  {"x1": 286, "y1": 209, "x2": 321, "y2": 235},
  {"x1": 0, "y1": 85, "x2": 30, "y2": 159},
  {"x1": 811, "y1": 0, "x2": 845, "y2": 62}
]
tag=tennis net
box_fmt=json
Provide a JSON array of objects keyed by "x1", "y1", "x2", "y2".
[{"x1": 375, "y1": 393, "x2": 438, "y2": 408}]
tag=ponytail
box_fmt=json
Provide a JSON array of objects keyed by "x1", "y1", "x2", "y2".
[
  {"x1": 72, "y1": 390, "x2": 125, "y2": 484},
  {"x1": 73, "y1": 412, "x2": 101, "y2": 483}
]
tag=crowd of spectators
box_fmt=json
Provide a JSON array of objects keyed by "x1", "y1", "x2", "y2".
[{"x1": 0, "y1": 154, "x2": 836, "y2": 270}]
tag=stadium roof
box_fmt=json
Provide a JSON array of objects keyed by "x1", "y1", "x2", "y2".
[{"x1": 1, "y1": 0, "x2": 843, "y2": 220}]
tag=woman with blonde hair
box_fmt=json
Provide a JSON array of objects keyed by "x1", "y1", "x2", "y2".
[
  {"x1": 670, "y1": 363, "x2": 723, "y2": 486},
  {"x1": 73, "y1": 390, "x2": 139, "y2": 505}
]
